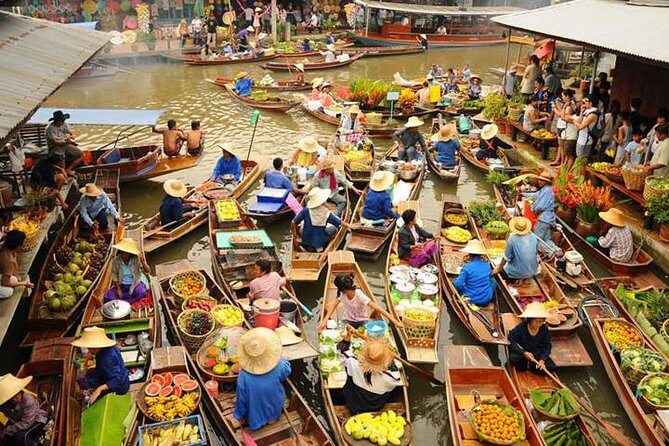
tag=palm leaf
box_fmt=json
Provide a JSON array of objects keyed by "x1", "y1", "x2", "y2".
[{"x1": 81, "y1": 393, "x2": 133, "y2": 446}]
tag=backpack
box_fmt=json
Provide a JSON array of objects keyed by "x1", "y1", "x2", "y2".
[{"x1": 585, "y1": 109, "x2": 602, "y2": 143}]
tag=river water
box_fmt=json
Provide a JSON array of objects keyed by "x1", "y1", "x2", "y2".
[{"x1": 47, "y1": 46, "x2": 639, "y2": 444}]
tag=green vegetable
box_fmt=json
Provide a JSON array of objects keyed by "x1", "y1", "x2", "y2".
[
  {"x1": 543, "y1": 420, "x2": 587, "y2": 446},
  {"x1": 486, "y1": 170, "x2": 511, "y2": 188},
  {"x1": 483, "y1": 220, "x2": 509, "y2": 236},
  {"x1": 648, "y1": 191, "x2": 669, "y2": 224},
  {"x1": 529, "y1": 388, "x2": 579, "y2": 418},
  {"x1": 81, "y1": 393, "x2": 133, "y2": 446},
  {"x1": 468, "y1": 200, "x2": 501, "y2": 226},
  {"x1": 482, "y1": 92, "x2": 508, "y2": 120}
]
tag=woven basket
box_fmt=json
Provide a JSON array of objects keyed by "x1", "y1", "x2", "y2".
[
  {"x1": 644, "y1": 176, "x2": 669, "y2": 202},
  {"x1": 639, "y1": 372, "x2": 669, "y2": 412},
  {"x1": 605, "y1": 169, "x2": 624, "y2": 184},
  {"x1": 169, "y1": 270, "x2": 206, "y2": 305},
  {"x1": 468, "y1": 400, "x2": 526, "y2": 445},
  {"x1": 530, "y1": 386, "x2": 579, "y2": 421},
  {"x1": 366, "y1": 112, "x2": 383, "y2": 125},
  {"x1": 621, "y1": 346, "x2": 666, "y2": 389},
  {"x1": 349, "y1": 160, "x2": 372, "y2": 172},
  {"x1": 210, "y1": 304, "x2": 244, "y2": 328},
  {"x1": 177, "y1": 309, "x2": 215, "y2": 354},
  {"x1": 622, "y1": 166, "x2": 648, "y2": 191},
  {"x1": 661, "y1": 319, "x2": 669, "y2": 345},
  {"x1": 403, "y1": 308, "x2": 437, "y2": 339},
  {"x1": 19, "y1": 234, "x2": 39, "y2": 252},
  {"x1": 181, "y1": 295, "x2": 218, "y2": 312}
]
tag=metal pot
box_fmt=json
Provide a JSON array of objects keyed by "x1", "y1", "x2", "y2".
[
  {"x1": 395, "y1": 281, "x2": 415, "y2": 298},
  {"x1": 418, "y1": 284, "x2": 438, "y2": 300},
  {"x1": 398, "y1": 169, "x2": 419, "y2": 181},
  {"x1": 102, "y1": 300, "x2": 131, "y2": 320}
]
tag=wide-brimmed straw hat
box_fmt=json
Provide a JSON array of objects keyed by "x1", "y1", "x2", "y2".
[
  {"x1": 480, "y1": 123, "x2": 499, "y2": 140},
  {"x1": 320, "y1": 80, "x2": 333, "y2": 88},
  {"x1": 237, "y1": 327, "x2": 282, "y2": 375},
  {"x1": 0, "y1": 374, "x2": 32, "y2": 406},
  {"x1": 79, "y1": 183, "x2": 103, "y2": 197},
  {"x1": 358, "y1": 339, "x2": 394, "y2": 374},
  {"x1": 419, "y1": 34, "x2": 427, "y2": 39},
  {"x1": 599, "y1": 207, "x2": 626, "y2": 227},
  {"x1": 348, "y1": 104, "x2": 361, "y2": 115},
  {"x1": 246, "y1": 26, "x2": 255, "y2": 32},
  {"x1": 236, "y1": 71, "x2": 250, "y2": 79},
  {"x1": 318, "y1": 156, "x2": 335, "y2": 171},
  {"x1": 254, "y1": 7, "x2": 262, "y2": 12},
  {"x1": 306, "y1": 187, "x2": 330, "y2": 209},
  {"x1": 404, "y1": 116, "x2": 424, "y2": 128},
  {"x1": 460, "y1": 239, "x2": 487, "y2": 256},
  {"x1": 311, "y1": 77, "x2": 324, "y2": 88},
  {"x1": 436, "y1": 123, "x2": 457, "y2": 142},
  {"x1": 294, "y1": 63, "x2": 305, "y2": 72},
  {"x1": 163, "y1": 179, "x2": 188, "y2": 198},
  {"x1": 49, "y1": 110, "x2": 70, "y2": 122},
  {"x1": 470, "y1": 74, "x2": 482, "y2": 83},
  {"x1": 221, "y1": 142, "x2": 235, "y2": 154},
  {"x1": 369, "y1": 170, "x2": 394, "y2": 192},
  {"x1": 509, "y1": 216, "x2": 532, "y2": 235},
  {"x1": 519, "y1": 302, "x2": 549, "y2": 319},
  {"x1": 71, "y1": 326, "x2": 116, "y2": 349},
  {"x1": 275, "y1": 326, "x2": 302, "y2": 346},
  {"x1": 258, "y1": 32, "x2": 268, "y2": 40},
  {"x1": 326, "y1": 43, "x2": 336, "y2": 51},
  {"x1": 298, "y1": 136, "x2": 323, "y2": 154},
  {"x1": 112, "y1": 238, "x2": 140, "y2": 256},
  {"x1": 535, "y1": 170, "x2": 555, "y2": 183}
]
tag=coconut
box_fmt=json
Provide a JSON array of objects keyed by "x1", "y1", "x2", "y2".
[
  {"x1": 63, "y1": 272, "x2": 75, "y2": 283},
  {"x1": 48, "y1": 297, "x2": 62, "y2": 311},
  {"x1": 68, "y1": 262, "x2": 80, "y2": 274},
  {"x1": 76, "y1": 285, "x2": 88, "y2": 296},
  {"x1": 61, "y1": 295, "x2": 76, "y2": 311}
]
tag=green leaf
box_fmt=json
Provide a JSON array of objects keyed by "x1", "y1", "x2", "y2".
[
  {"x1": 81, "y1": 393, "x2": 133, "y2": 446},
  {"x1": 529, "y1": 388, "x2": 551, "y2": 406}
]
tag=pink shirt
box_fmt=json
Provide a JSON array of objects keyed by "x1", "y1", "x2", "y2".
[
  {"x1": 249, "y1": 272, "x2": 286, "y2": 301},
  {"x1": 338, "y1": 290, "x2": 371, "y2": 322}
]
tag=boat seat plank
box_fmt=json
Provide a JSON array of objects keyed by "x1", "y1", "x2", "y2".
[
  {"x1": 445, "y1": 346, "x2": 493, "y2": 369},
  {"x1": 406, "y1": 346, "x2": 438, "y2": 364}
]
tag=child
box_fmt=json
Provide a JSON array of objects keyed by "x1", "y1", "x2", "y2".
[{"x1": 624, "y1": 127, "x2": 645, "y2": 166}]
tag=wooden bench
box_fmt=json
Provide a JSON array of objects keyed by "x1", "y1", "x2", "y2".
[{"x1": 506, "y1": 118, "x2": 557, "y2": 160}]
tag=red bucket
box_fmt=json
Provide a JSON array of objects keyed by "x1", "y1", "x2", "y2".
[{"x1": 253, "y1": 298, "x2": 280, "y2": 329}]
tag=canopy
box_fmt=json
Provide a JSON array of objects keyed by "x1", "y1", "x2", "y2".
[
  {"x1": 354, "y1": 0, "x2": 521, "y2": 17},
  {"x1": 28, "y1": 108, "x2": 164, "y2": 126}
]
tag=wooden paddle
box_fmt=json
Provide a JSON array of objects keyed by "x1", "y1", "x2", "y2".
[
  {"x1": 143, "y1": 220, "x2": 180, "y2": 238},
  {"x1": 280, "y1": 286, "x2": 314, "y2": 318},
  {"x1": 457, "y1": 294, "x2": 499, "y2": 339}
]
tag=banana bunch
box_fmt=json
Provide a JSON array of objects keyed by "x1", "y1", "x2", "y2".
[
  {"x1": 141, "y1": 419, "x2": 201, "y2": 446},
  {"x1": 9, "y1": 217, "x2": 39, "y2": 237},
  {"x1": 344, "y1": 410, "x2": 407, "y2": 446},
  {"x1": 145, "y1": 393, "x2": 198, "y2": 422}
]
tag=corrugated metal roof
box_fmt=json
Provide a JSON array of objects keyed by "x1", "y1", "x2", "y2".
[
  {"x1": 354, "y1": 0, "x2": 522, "y2": 16},
  {"x1": 29, "y1": 108, "x2": 164, "y2": 126},
  {"x1": 493, "y1": 0, "x2": 669, "y2": 65},
  {"x1": 0, "y1": 12, "x2": 109, "y2": 146}
]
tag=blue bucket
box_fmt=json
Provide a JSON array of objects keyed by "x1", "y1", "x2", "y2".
[{"x1": 364, "y1": 321, "x2": 388, "y2": 339}]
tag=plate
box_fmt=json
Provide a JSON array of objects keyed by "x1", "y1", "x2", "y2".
[{"x1": 390, "y1": 273, "x2": 411, "y2": 284}]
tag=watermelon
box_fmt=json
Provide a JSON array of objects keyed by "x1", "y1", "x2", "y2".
[
  {"x1": 159, "y1": 385, "x2": 173, "y2": 397},
  {"x1": 181, "y1": 380, "x2": 199, "y2": 392},
  {"x1": 163, "y1": 372, "x2": 173, "y2": 387},
  {"x1": 173, "y1": 373, "x2": 190, "y2": 386},
  {"x1": 144, "y1": 382, "x2": 161, "y2": 397},
  {"x1": 173, "y1": 385, "x2": 182, "y2": 397},
  {"x1": 151, "y1": 374, "x2": 165, "y2": 388}
]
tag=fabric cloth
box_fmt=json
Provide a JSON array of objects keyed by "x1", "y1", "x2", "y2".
[
  {"x1": 234, "y1": 359, "x2": 291, "y2": 430},
  {"x1": 78, "y1": 192, "x2": 119, "y2": 228},
  {"x1": 0, "y1": 392, "x2": 47, "y2": 437},
  {"x1": 407, "y1": 240, "x2": 438, "y2": 268},
  {"x1": 293, "y1": 208, "x2": 341, "y2": 251},
  {"x1": 342, "y1": 357, "x2": 399, "y2": 414},
  {"x1": 312, "y1": 171, "x2": 350, "y2": 196},
  {"x1": 503, "y1": 233, "x2": 539, "y2": 279},
  {"x1": 394, "y1": 128, "x2": 427, "y2": 161},
  {"x1": 338, "y1": 290, "x2": 371, "y2": 322},
  {"x1": 435, "y1": 139, "x2": 460, "y2": 167},
  {"x1": 397, "y1": 224, "x2": 432, "y2": 259},
  {"x1": 294, "y1": 150, "x2": 319, "y2": 168},
  {"x1": 533, "y1": 221, "x2": 560, "y2": 257},
  {"x1": 530, "y1": 185, "x2": 556, "y2": 225},
  {"x1": 597, "y1": 226, "x2": 633, "y2": 263},
  {"x1": 650, "y1": 139, "x2": 669, "y2": 177},
  {"x1": 264, "y1": 170, "x2": 293, "y2": 190},
  {"x1": 624, "y1": 141, "x2": 643, "y2": 165},
  {"x1": 160, "y1": 195, "x2": 188, "y2": 226},
  {"x1": 362, "y1": 190, "x2": 397, "y2": 221},
  {"x1": 249, "y1": 272, "x2": 286, "y2": 301},
  {"x1": 104, "y1": 281, "x2": 149, "y2": 304},
  {"x1": 213, "y1": 155, "x2": 242, "y2": 183},
  {"x1": 82, "y1": 346, "x2": 130, "y2": 396},
  {"x1": 476, "y1": 137, "x2": 512, "y2": 161},
  {"x1": 453, "y1": 257, "x2": 495, "y2": 306},
  {"x1": 234, "y1": 78, "x2": 254, "y2": 97}
]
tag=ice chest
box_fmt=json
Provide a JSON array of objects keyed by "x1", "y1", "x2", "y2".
[{"x1": 248, "y1": 187, "x2": 290, "y2": 214}]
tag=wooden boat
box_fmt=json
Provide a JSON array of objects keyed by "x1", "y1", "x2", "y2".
[
  {"x1": 222, "y1": 83, "x2": 300, "y2": 112},
  {"x1": 141, "y1": 154, "x2": 266, "y2": 254},
  {"x1": 426, "y1": 147, "x2": 460, "y2": 181},
  {"x1": 444, "y1": 345, "x2": 544, "y2": 446},
  {"x1": 207, "y1": 76, "x2": 312, "y2": 92},
  {"x1": 289, "y1": 159, "x2": 352, "y2": 282},
  {"x1": 557, "y1": 215, "x2": 653, "y2": 275},
  {"x1": 344, "y1": 45, "x2": 424, "y2": 57},
  {"x1": 319, "y1": 251, "x2": 411, "y2": 445},
  {"x1": 329, "y1": 137, "x2": 377, "y2": 188},
  {"x1": 183, "y1": 52, "x2": 278, "y2": 65},
  {"x1": 154, "y1": 260, "x2": 333, "y2": 446},
  {"x1": 263, "y1": 52, "x2": 364, "y2": 71},
  {"x1": 383, "y1": 201, "x2": 442, "y2": 363},
  {"x1": 438, "y1": 195, "x2": 508, "y2": 345},
  {"x1": 347, "y1": 143, "x2": 425, "y2": 260},
  {"x1": 302, "y1": 104, "x2": 399, "y2": 139},
  {"x1": 22, "y1": 169, "x2": 123, "y2": 347},
  {"x1": 275, "y1": 42, "x2": 355, "y2": 58},
  {"x1": 459, "y1": 136, "x2": 511, "y2": 174}
]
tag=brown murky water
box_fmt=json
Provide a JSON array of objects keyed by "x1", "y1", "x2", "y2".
[{"x1": 46, "y1": 46, "x2": 638, "y2": 444}]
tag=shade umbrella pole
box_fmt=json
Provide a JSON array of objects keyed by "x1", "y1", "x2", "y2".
[{"x1": 503, "y1": 27, "x2": 511, "y2": 78}]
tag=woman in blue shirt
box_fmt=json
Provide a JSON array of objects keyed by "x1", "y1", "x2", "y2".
[
  {"x1": 432, "y1": 124, "x2": 460, "y2": 168},
  {"x1": 362, "y1": 171, "x2": 397, "y2": 224},
  {"x1": 291, "y1": 188, "x2": 346, "y2": 252},
  {"x1": 453, "y1": 239, "x2": 495, "y2": 306},
  {"x1": 211, "y1": 145, "x2": 242, "y2": 190},
  {"x1": 104, "y1": 238, "x2": 150, "y2": 304},
  {"x1": 524, "y1": 171, "x2": 561, "y2": 258},
  {"x1": 159, "y1": 179, "x2": 197, "y2": 227},
  {"x1": 233, "y1": 328, "x2": 291, "y2": 430}
]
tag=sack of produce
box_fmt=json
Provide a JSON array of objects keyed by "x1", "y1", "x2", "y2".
[
  {"x1": 621, "y1": 346, "x2": 666, "y2": 388},
  {"x1": 529, "y1": 387, "x2": 579, "y2": 420},
  {"x1": 469, "y1": 400, "x2": 525, "y2": 445}
]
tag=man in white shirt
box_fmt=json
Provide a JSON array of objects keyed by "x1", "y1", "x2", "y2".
[
  {"x1": 191, "y1": 16, "x2": 203, "y2": 45},
  {"x1": 646, "y1": 125, "x2": 669, "y2": 178}
]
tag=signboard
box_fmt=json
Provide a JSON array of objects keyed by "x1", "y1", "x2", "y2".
[{"x1": 386, "y1": 91, "x2": 400, "y2": 102}]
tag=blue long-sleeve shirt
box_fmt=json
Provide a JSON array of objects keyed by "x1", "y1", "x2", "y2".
[
  {"x1": 264, "y1": 170, "x2": 293, "y2": 190},
  {"x1": 212, "y1": 155, "x2": 242, "y2": 183},
  {"x1": 503, "y1": 234, "x2": 538, "y2": 279},
  {"x1": 530, "y1": 185, "x2": 556, "y2": 225},
  {"x1": 234, "y1": 359, "x2": 291, "y2": 430},
  {"x1": 453, "y1": 256, "x2": 494, "y2": 306},
  {"x1": 234, "y1": 78, "x2": 253, "y2": 97},
  {"x1": 85, "y1": 346, "x2": 129, "y2": 396},
  {"x1": 362, "y1": 190, "x2": 398, "y2": 221},
  {"x1": 434, "y1": 139, "x2": 460, "y2": 167},
  {"x1": 293, "y1": 208, "x2": 341, "y2": 250},
  {"x1": 160, "y1": 194, "x2": 186, "y2": 226},
  {"x1": 79, "y1": 192, "x2": 119, "y2": 227}
]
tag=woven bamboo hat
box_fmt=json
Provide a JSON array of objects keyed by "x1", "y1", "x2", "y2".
[
  {"x1": 71, "y1": 326, "x2": 116, "y2": 349},
  {"x1": 297, "y1": 136, "x2": 322, "y2": 153},
  {"x1": 306, "y1": 187, "x2": 330, "y2": 209},
  {"x1": 519, "y1": 302, "x2": 549, "y2": 319},
  {"x1": 436, "y1": 123, "x2": 457, "y2": 142},
  {"x1": 237, "y1": 327, "x2": 282, "y2": 375},
  {"x1": 112, "y1": 238, "x2": 140, "y2": 256},
  {"x1": 163, "y1": 179, "x2": 188, "y2": 198},
  {"x1": 358, "y1": 339, "x2": 394, "y2": 374},
  {"x1": 79, "y1": 183, "x2": 103, "y2": 197},
  {"x1": 348, "y1": 104, "x2": 361, "y2": 115},
  {"x1": 599, "y1": 207, "x2": 625, "y2": 227},
  {"x1": 294, "y1": 63, "x2": 305, "y2": 72},
  {"x1": 404, "y1": 116, "x2": 424, "y2": 128},
  {"x1": 0, "y1": 374, "x2": 32, "y2": 406},
  {"x1": 275, "y1": 326, "x2": 302, "y2": 346},
  {"x1": 481, "y1": 123, "x2": 499, "y2": 140},
  {"x1": 535, "y1": 170, "x2": 555, "y2": 183},
  {"x1": 509, "y1": 216, "x2": 532, "y2": 235},
  {"x1": 460, "y1": 239, "x2": 487, "y2": 255},
  {"x1": 311, "y1": 77, "x2": 324, "y2": 88},
  {"x1": 326, "y1": 43, "x2": 336, "y2": 51},
  {"x1": 370, "y1": 170, "x2": 394, "y2": 192}
]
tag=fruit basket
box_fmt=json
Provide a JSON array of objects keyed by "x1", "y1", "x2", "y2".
[
  {"x1": 211, "y1": 304, "x2": 244, "y2": 327},
  {"x1": 621, "y1": 346, "x2": 666, "y2": 389},
  {"x1": 177, "y1": 309, "x2": 215, "y2": 354},
  {"x1": 196, "y1": 327, "x2": 247, "y2": 382},
  {"x1": 169, "y1": 270, "x2": 207, "y2": 305},
  {"x1": 181, "y1": 295, "x2": 218, "y2": 312},
  {"x1": 529, "y1": 387, "x2": 580, "y2": 421},
  {"x1": 138, "y1": 415, "x2": 207, "y2": 446},
  {"x1": 442, "y1": 226, "x2": 471, "y2": 244},
  {"x1": 638, "y1": 372, "x2": 669, "y2": 411},
  {"x1": 403, "y1": 308, "x2": 437, "y2": 339},
  {"x1": 604, "y1": 166, "x2": 624, "y2": 184},
  {"x1": 603, "y1": 319, "x2": 643, "y2": 352},
  {"x1": 442, "y1": 208, "x2": 468, "y2": 228},
  {"x1": 468, "y1": 400, "x2": 525, "y2": 445},
  {"x1": 341, "y1": 410, "x2": 413, "y2": 446},
  {"x1": 138, "y1": 372, "x2": 201, "y2": 422},
  {"x1": 622, "y1": 165, "x2": 648, "y2": 191}
]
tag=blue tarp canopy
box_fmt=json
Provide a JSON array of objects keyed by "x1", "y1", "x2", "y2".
[{"x1": 28, "y1": 108, "x2": 163, "y2": 126}]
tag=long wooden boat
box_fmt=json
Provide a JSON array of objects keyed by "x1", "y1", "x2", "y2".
[
  {"x1": 319, "y1": 251, "x2": 411, "y2": 445},
  {"x1": 426, "y1": 146, "x2": 460, "y2": 181},
  {"x1": 302, "y1": 104, "x2": 399, "y2": 139},
  {"x1": 222, "y1": 83, "x2": 301, "y2": 112},
  {"x1": 444, "y1": 345, "x2": 544, "y2": 446},
  {"x1": 141, "y1": 154, "x2": 266, "y2": 254},
  {"x1": 183, "y1": 52, "x2": 278, "y2": 65},
  {"x1": 328, "y1": 137, "x2": 377, "y2": 188},
  {"x1": 289, "y1": 158, "x2": 352, "y2": 282},
  {"x1": 345, "y1": 45, "x2": 424, "y2": 57},
  {"x1": 263, "y1": 52, "x2": 364, "y2": 71},
  {"x1": 438, "y1": 195, "x2": 507, "y2": 345},
  {"x1": 207, "y1": 76, "x2": 312, "y2": 92},
  {"x1": 275, "y1": 42, "x2": 355, "y2": 58},
  {"x1": 22, "y1": 169, "x2": 123, "y2": 347},
  {"x1": 459, "y1": 136, "x2": 510, "y2": 174},
  {"x1": 155, "y1": 260, "x2": 333, "y2": 446},
  {"x1": 347, "y1": 29, "x2": 508, "y2": 48},
  {"x1": 347, "y1": 143, "x2": 425, "y2": 260},
  {"x1": 244, "y1": 187, "x2": 296, "y2": 223}
]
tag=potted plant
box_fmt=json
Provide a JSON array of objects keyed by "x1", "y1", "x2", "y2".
[
  {"x1": 648, "y1": 194, "x2": 669, "y2": 242},
  {"x1": 552, "y1": 158, "x2": 586, "y2": 225},
  {"x1": 572, "y1": 181, "x2": 614, "y2": 238}
]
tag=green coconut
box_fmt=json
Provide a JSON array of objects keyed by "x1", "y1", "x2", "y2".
[
  {"x1": 48, "y1": 297, "x2": 62, "y2": 311},
  {"x1": 68, "y1": 263, "x2": 80, "y2": 274},
  {"x1": 61, "y1": 295, "x2": 76, "y2": 311},
  {"x1": 76, "y1": 285, "x2": 88, "y2": 296}
]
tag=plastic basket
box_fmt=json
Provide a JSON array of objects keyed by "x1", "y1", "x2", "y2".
[
  {"x1": 622, "y1": 166, "x2": 648, "y2": 191},
  {"x1": 403, "y1": 308, "x2": 437, "y2": 339},
  {"x1": 138, "y1": 415, "x2": 207, "y2": 446},
  {"x1": 169, "y1": 270, "x2": 206, "y2": 305},
  {"x1": 178, "y1": 309, "x2": 215, "y2": 354},
  {"x1": 210, "y1": 304, "x2": 244, "y2": 328},
  {"x1": 468, "y1": 400, "x2": 526, "y2": 445}
]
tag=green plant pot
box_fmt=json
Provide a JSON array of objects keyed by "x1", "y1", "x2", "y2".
[{"x1": 555, "y1": 207, "x2": 576, "y2": 226}]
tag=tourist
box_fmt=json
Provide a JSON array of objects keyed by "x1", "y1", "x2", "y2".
[
  {"x1": 594, "y1": 208, "x2": 633, "y2": 263},
  {"x1": 190, "y1": 16, "x2": 203, "y2": 45},
  {"x1": 232, "y1": 328, "x2": 291, "y2": 430},
  {"x1": 104, "y1": 238, "x2": 150, "y2": 304},
  {"x1": 177, "y1": 19, "x2": 189, "y2": 47},
  {"x1": 601, "y1": 100, "x2": 621, "y2": 162},
  {"x1": 253, "y1": 7, "x2": 262, "y2": 37},
  {"x1": 493, "y1": 217, "x2": 539, "y2": 281},
  {"x1": 152, "y1": 119, "x2": 186, "y2": 157},
  {"x1": 45, "y1": 110, "x2": 84, "y2": 174},
  {"x1": 433, "y1": 123, "x2": 460, "y2": 169},
  {"x1": 645, "y1": 124, "x2": 669, "y2": 177},
  {"x1": 342, "y1": 338, "x2": 401, "y2": 414},
  {"x1": 78, "y1": 183, "x2": 120, "y2": 234},
  {"x1": 453, "y1": 239, "x2": 495, "y2": 306},
  {"x1": 522, "y1": 95, "x2": 548, "y2": 132},
  {"x1": 307, "y1": 157, "x2": 360, "y2": 216},
  {"x1": 362, "y1": 171, "x2": 398, "y2": 225},
  {"x1": 534, "y1": 77, "x2": 553, "y2": 113},
  {"x1": 417, "y1": 33, "x2": 428, "y2": 50},
  {"x1": 222, "y1": 41, "x2": 233, "y2": 56},
  {"x1": 30, "y1": 153, "x2": 68, "y2": 209},
  {"x1": 543, "y1": 65, "x2": 560, "y2": 95},
  {"x1": 520, "y1": 55, "x2": 541, "y2": 102},
  {"x1": 321, "y1": 44, "x2": 336, "y2": 63},
  {"x1": 290, "y1": 136, "x2": 325, "y2": 168},
  {"x1": 0, "y1": 373, "x2": 47, "y2": 445},
  {"x1": 233, "y1": 71, "x2": 253, "y2": 97},
  {"x1": 293, "y1": 63, "x2": 305, "y2": 84},
  {"x1": 466, "y1": 75, "x2": 482, "y2": 100},
  {"x1": 644, "y1": 107, "x2": 668, "y2": 162},
  {"x1": 568, "y1": 95, "x2": 599, "y2": 159},
  {"x1": 308, "y1": 9, "x2": 319, "y2": 33},
  {"x1": 476, "y1": 124, "x2": 512, "y2": 162},
  {"x1": 184, "y1": 120, "x2": 204, "y2": 156},
  {"x1": 244, "y1": 3, "x2": 254, "y2": 26},
  {"x1": 264, "y1": 158, "x2": 300, "y2": 193},
  {"x1": 508, "y1": 302, "x2": 555, "y2": 375},
  {"x1": 291, "y1": 188, "x2": 345, "y2": 252},
  {"x1": 206, "y1": 14, "x2": 218, "y2": 45},
  {"x1": 159, "y1": 179, "x2": 197, "y2": 227},
  {"x1": 211, "y1": 145, "x2": 242, "y2": 190},
  {"x1": 526, "y1": 171, "x2": 562, "y2": 258},
  {"x1": 200, "y1": 43, "x2": 213, "y2": 60},
  {"x1": 0, "y1": 230, "x2": 33, "y2": 299},
  {"x1": 624, "y1": 128, "x2": 645, "y2": 166},
  {"x1": 554, "y1": 89, "x2": 577, "y2": 167},
  {"x1": 461, "y1": 63, "x2": 471, "y2": 82},
  {"x1": 427, "y1": 64, "x2": 444, "y2": 79},
  {"x1": 613, "y1": 111, "x2": 632, "y2": 164},
  {"x1": 398, "y1": 208, "x2": 438, "y2": 268},
  {"x1": 394, "y1": 117, "x2": 427, "y2": 162},
  {"x1": 338, "y1": 104, "x2": 364, "y2": 138},
  {"x1": 248, "y1": 259, "x2": 285, "y2": 301},
  {"x1": 416, "y1": 81, "x2": 431, "y2": 107},
  {"x1": 72, "y1": 327, "x2": 129, "y2": 404},
  {"x1": 502, "y1": 65, "x2": 519, "y2": 98},
  {"x1": 318, "y1": 273, "x2": 402, "y2": 330}
]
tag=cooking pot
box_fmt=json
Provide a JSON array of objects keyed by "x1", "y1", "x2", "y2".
[
  {"x1": 398, "y1": 169, "x2": 419, "y2": 181},
  {"x1": 418, "y1": 284, "x2": 438, "y2": 300},
  {"x1": 416, "y1": 271, "x2": 438, "y2": 285},
  {"x1": 102, "y1": 300, "x2": 131, "y2": 320}
]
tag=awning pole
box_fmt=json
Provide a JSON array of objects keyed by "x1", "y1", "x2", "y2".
[
  {"x1": 589, "y1": 51, "x2": 599, "y2": 95},
  {"x1": 577, "y1": 46, "x2": 585, "y2": 79},
  {"x1": 365, "y1": 6, "x2": 370, "y2": 37},
  {"x1": 503, "y1": 27, "x2": 511, "y2": 77}
]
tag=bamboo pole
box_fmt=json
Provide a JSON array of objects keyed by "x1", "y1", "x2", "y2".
[{"x1": 503, "y1": 27, "x2": 511, "y2": 76}]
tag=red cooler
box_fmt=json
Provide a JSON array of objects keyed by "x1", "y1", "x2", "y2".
[{"x1": 253, "y1": 298, "x2": 280, "y2": 329}]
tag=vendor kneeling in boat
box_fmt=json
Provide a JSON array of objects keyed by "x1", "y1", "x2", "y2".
[
  {"x1": 0, "y1": 373, "x2": 48, "y2": 445},
  {"x1": 453, "y1": 239, "x2": 495, "y2": 307},
  {"x1": 305, "y1": 157, "x2": 361, "y2": 216},
  {"x1": 104, "y1": 238, "x2": 150, "y2": 304},
  {"x1": 210, "y1": 144, "x2": 242, "y2": 191},
  {"x1": 72, "y1": 327, "x2": 129, "y2": 405},
  {"x1": 592, "y1": 208, "x2": 633, "y2": 263},
  {"x1": 338, "y1": 105, "x2": 365, "y2": 142},
  {"x1": 398, "y1": 209, "x2": 438, "y2": 268},
  {"x1": 476, "y1": 124, "x2": 512, "y2": 163},
  {"x1": 248, "y1": 259, "x2": 285, "y2": 302},
  {"x1": 160, "y1": 179, "x2": 198, "y2": 227},
  {"x1": 232, "y1": 328, "x2": 291, "y2": 430},
  {"x1": 431, "y1": 123, "x2": 460, "y2": 170},
  {"x1": 493, "y1": 217, "x2": 539, "y2": 283},
  {"x1": 264, "y1": 158, "x2": 301, "y2": 194},
  {"x1": 361, "y1": 171, "x2": 398, "y2": 226},
  {"x1": 78, "y1": 183, "x2": 121, "y2": 234},
  {"x1": 508, "y1": 302, "x2": 555, "y2": 375},
  {"x1": 466, "y1": 75, "x2": 483, "y2": 100},
  {"x1": 289, "y1": 136, "x2": 325, "y2": 169},
  {"x1": 291, "y1": 188, "x2": 347, "y2": 252},
  {"x1": 394, "y1": 117, "x2": 427, "y2": 162},
  {"x1": 233, "y1": 71, "x2": 254, "y2": 97},
  {"x1": 520, "y1": 170, "x2": 562, "y2": 259}
]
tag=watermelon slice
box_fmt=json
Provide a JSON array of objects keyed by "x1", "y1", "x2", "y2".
[
  {"x1": 173, "y1": 385, "x2": 182, "y2": 397},
  {"x1": 144, "y1": 382, "x2": 161, "y2": 397},
  {"x1": 163, "y1": 372, "x2": 173, "y2": 387},
  {"x1": 173, "y1": 373, "x2": 190, "y2": 386},
  {"x1": 151, "y1": 374, "x2": 165, "y2": 388},
  {"x1": 181, "y1": 380, "x2": 199, "y2": 392},
  {"x1": 159, "y1": 385, "x2": 173, "y2": 397}
]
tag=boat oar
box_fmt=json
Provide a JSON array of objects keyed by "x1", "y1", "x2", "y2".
[
  {"x1": 143, "y1": 220, "x2": 179, "y2": 238},
  {"x1": 457, "y1": 294, "x2": 499, "y2": 339},
  {"x1": 351, "y1": 329, "x2": 444, "y2": 386},
  {"x1": 280, "y1": 286, "x2": 314, "y2": 318}
]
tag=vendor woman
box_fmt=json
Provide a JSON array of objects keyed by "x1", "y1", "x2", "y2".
[
  {"x1": 289, "y1": 136, "x2": 325, "y2": 169},
  {"x1": 104, "y1": 238, "x2": 150, "y2": 304},
  {"x1": 398, "y1": 209, "x2": 438, "y2": 268},
  {"x1": 72, "y1": 327, "x2": 129, "y2": 405},
  {"x1": 508, "y1": 302, "x2": 555, "y2": 375},
  {"x1": 233, "y1": 328, "x2": 291, "y2": 430},
  {"x1": 361, "y1": 171, "x2": 398, "y2": 225},
  {"x1": 0, "y1": 373, "x2": 47, "y2": 446},
  {"x1": 453, "y1": 239, "x2": 495, "y2": 307}
]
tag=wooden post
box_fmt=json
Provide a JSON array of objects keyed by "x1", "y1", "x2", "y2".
[
  {"x1": 577, "y1": 46, "x2": 585, "y2": 79},
  {"x1": 271, "y1": 0, "x2": 277, "y2": 43},
  {"x1": 589, "y1": 51, "x2": 599, "y2": 95},
  {"x1": 286, "y1": 19, "x2": 291, "y2": 42},
  {"x1": 503, "y1": 27, "x2": 511, "y2": 76},
  {"x1": 365, "y1": 6, "x2": 370, "y2": 37},
  {"x1": 227, "y1": 0, "x2": 236, "y2": 52}
]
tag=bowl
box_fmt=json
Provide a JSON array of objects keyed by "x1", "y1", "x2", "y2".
[
  {"x1": 417, "y1": 284, "x2": 438, "y2": 300},
  {"x1": 398, "y1": 169, "x2": 419, "y2": 181},
  {"x1": 416, "y1": 272, "x2": 438, "y2": 285}
]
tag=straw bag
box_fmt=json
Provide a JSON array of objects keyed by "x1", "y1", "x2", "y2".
[{"x1": 621, "y1": 165, "x2": 648, "y2": 191}]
